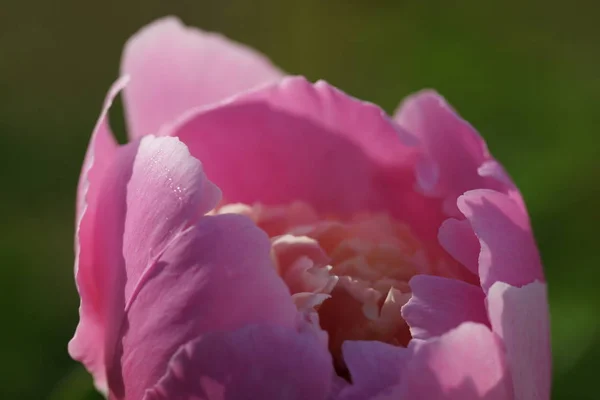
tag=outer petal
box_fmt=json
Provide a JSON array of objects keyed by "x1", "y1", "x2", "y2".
[
  {"x1": 167, "y1": 77, "x2": 452, "y2": 246},
  {"x1": 398, "y1": 323, "x2": 513, "y2": 400},
  {"x1": 144, "y1": 324, "x2": 334, "y2": 400},
  {"x1": 121, "y1": 16, "x2": 283, "y2": 139},
  {"x1": 487, "y1": 281, "x2": 551, "y2": 400},
  {"x1": 75, "y1": 78, "x2": 125, "y2": 221},
  {"x1": 394, "y1": 90, "x2": 511, "y2": 216},
  {"x1": 458, "y1": 189, "x2": 544, "y2": 292},
  {"x1": 337, "y1": 341, "x2": 409, "y2": 400},
  {"x1": 402, "y1": 275, "x2": 489, "y2": 340},
  {"x1": 109, "y1": 215, "x2": 298, "y2": 399},
  {"x1": 69, "y1": 77, "x2": 128, "y2": 393},
  {"x1": 121, "y1": 135, "x2": 221, "y2": 304}
]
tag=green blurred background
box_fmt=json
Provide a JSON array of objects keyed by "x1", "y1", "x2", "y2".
[{"x1": 1, "y1": 1, "x2": 598, "y2": 398}]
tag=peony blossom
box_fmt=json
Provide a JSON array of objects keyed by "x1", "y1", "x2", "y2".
[{"x1": 70, "y1": 16, "x2": 551, "y2": 400}]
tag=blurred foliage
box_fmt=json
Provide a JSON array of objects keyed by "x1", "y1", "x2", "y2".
[{"x1": 1, "y1": 1, "x2": 598, "y2": 399}]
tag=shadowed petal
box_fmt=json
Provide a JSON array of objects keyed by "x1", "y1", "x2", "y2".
[
  {"x1": 121, "y1": 16, "x2": 283, "y2": 139},
  {"x1": 402, "y1": 275, "x2": 488, "y2": 340},
  {"x1": 438, "y1": 218, "x2": 480, "y2": 275},
  {"x1": 144, "y1": 324, "x2": 334, "y2": 400},
  {"x1": 458, "y1": 189, "x2": 543, "y2": 292},
  {"x1": 338, "y1": 341, "x2": 409, "y2": 400}
]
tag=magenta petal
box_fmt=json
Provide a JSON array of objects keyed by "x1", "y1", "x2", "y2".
[
  {"x1": 458, "y1": 189, "x2": 544, "y2": 292},
  {"x1": 402, "y1": 275, "x2": 489, "y2": 340},
  {"x1": 69, "y1": 77, "x2": 128, "y2": 393},
  {"x1": 110, "y1": 214, "x2": 298, "y2": 399},
  {"x1": 144, "y1": 324, "x2": 334, "y2": 400},
  {"x1": 399, "y1": 322, "x2": 513, "y2": 400},
  {"x1": 394, "y1": 90, "x2": 510, "y2": 216},
  {"x1": 487, "y1": 281, "x2": 551, "y2": 400},
  {"x1": 121, "y1": 16, "x2": 283, "y2": 139},
  {"x1": 338, "y1": 341, "x2": 409, "y2": 400}
]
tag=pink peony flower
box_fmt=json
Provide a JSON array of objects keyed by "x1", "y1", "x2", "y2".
[{"x1": 70, "y1": 16, "x2": 551, "y2": 400}]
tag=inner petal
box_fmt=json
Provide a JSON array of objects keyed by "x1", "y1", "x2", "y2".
[{"x1": 213, "y1": 201, "x2": 429, "y2": 377}]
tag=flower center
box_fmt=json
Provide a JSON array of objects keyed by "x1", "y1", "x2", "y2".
[{"x1": 213, "y1": 202, "x2": 429, "y2": 377}]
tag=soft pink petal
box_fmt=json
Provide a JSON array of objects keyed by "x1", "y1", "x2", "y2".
[
  {"x1": 144, "y1": 324, "x2": 334, "y2": 400},
  {"x1": 398, "y1": 322, "x2": 513, "y2": 400},
  {"x1": 69, "y1": 77, "x2": 128, "y2": 393},
  {"x1": 122, "y1": 135, "x2": 221, "y2": 304},
  {"x1": 168, "y1": 77, "x2": 451, "y2": 246},
  {"x1": 73, "y1": 134, "x2": 216, "y2": 397},
  {"x1": 109, "y1": 213, "x2": 298, "y2": 399},
  {"x1": 394, "y1": 90, "x2": 511, "y2": 216},
  {"x1": 458, "y1": 189, "x2": 544, "y2": 292},
  {"x1": 75, "y1": 78, "x2": 125, "y2": 222},
  {"x1": 169, "y1": 77, "x2": 414, "y2": 212},
  {"x1": 402, "y1": 275, "x2": 489, "y2": 340},
  {"x1": 337, "y1": 341, "x2": 409, "y2": 400},
  {"x1": 487, "y1": 281, "x2": 551, "y2": 400},
  {"x1": 71, "y1": 133, "x2": 298, "y2": 398},
  {"x1": 438, "y1": 218, "x2": 480, "y2": 275},
  {"x1": 121, "y1": 16, "x2": 283, "y2": 139}
]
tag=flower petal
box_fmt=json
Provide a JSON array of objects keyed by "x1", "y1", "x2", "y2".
[
  {"x1": 402, "y1": 275, "x2": 489, "y2": 340},
  {"x1": 398, "y1": 322, "x2": 513, "y2": 400},
  {"x1": 122, "y1": 135, "x2": 221, "y2": 304},
  {"x1": 75, "y1": 78, "x2": 125, "y2": 222},
  {"x1": 109, "y1": 213, "x2": 298, "y2": 399},
  {"x1": 438, "y1": 218, "x2": 480, "y2": 275},
  {"x1": 169, "y1": 77, "x2": 412, "y2": 212},
  {"x1": 168, "y1": 77, "x2": 448, "y2": 244},
  {"x1": 69, "y1": 77, "x2": 128, "y2": 393},
  {"x1": 458, "y1": 189, "x2": 544, "y2": 292},
  {"x1": 338, "y1": 341, "x2": 409, "y2": 400},
  {"x1": 394, "y1": 90, "x2": 512, "y2": 216},
  {"x1": 487, "y1": 281, "x2": 551, "y2": 400},
  {"x1": 121, "y1": 16, "x2": 283, "y2": 139},
  {"x1": 144, "y1": 324, "x2": 334, "y2": 400}
]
